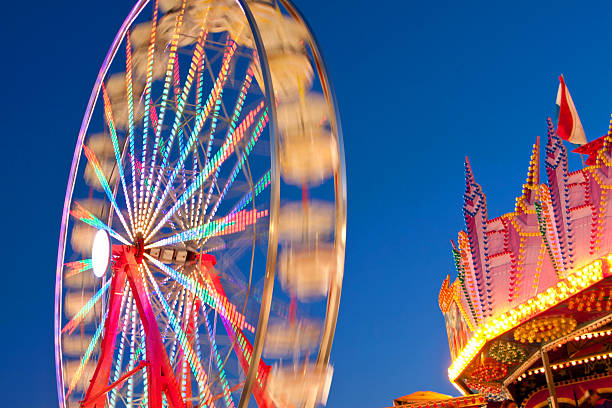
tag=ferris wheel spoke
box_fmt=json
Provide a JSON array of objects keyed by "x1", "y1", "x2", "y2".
[
  {"x1": 143, "y1": 40, "x2": 238, "y2": 238},
  {"x1": 70, "y1": 201, "x2": 130, "y2": 245},
  {"x1": 168, "y1": 286, "x2": 186, "y2": 365},
  {"x1": 205, "y1": 274, "x2": 271, "y2": 401},
  {"x1": 197, "y1": 69, "x2": 255, "y2": 229},
  {"x1": 81, "y1": 146, "x2": 134, "y2": 242},
  {"x1": 151, "y1": 29, "x2": 209, "y2": 186},
  {"x1": 137, "y1": 0, "x2": 161, "y2": 228},
  {"x1": 62, "y1": 279, "x2": 112, "y2": 335},
  {"x1": 228, "y1": 170, "x2": 271, "y2": 216},
  {"x1": 126, "y1": 291, "x2": 139, "y2": 408},
  {"x1": 146, "y1": 108, "x2": 269, "y2": 248},
  {"x1": 145, "y1": 100, "x2": 265, "y2": 242},
  {"x1": 125, "y1": 33, "x2": 139, "y2": 222},
  {"x1": 101, "y1": 83, "x2": 136, "y2": 232},
  {"x1": 109, "y1": 291, "x2": 134, "y2": 408},
  {"x1": 142, "y1": 1, "x2": 195, "y2": 224},
  {"x1": 203, "y1": 305, "x2": 235, "y2": 408},
  {"x1": 64, "y1": 259, "x2": 93, "y2": 278},
  {"x1": 144, "y1": 254, "x2": 253, "y2": 334},
  {"x1": 199, "y1": 109, "x2": 270, "y2": 247},
  {"x1": 139, "y1": 316, "x2": 149, "y2": 407},
  {"x1": 142, "y1": 262, "x2": 215, "y2": 404},
  {"x1": 65, "y1": 309, "x2": 108, "y2": 399}
]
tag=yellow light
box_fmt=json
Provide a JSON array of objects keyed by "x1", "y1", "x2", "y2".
[{"x1": 447, "y1": 254, "x2": 607, "y2": 382}]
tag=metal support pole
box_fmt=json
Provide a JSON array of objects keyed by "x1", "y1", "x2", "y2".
[{"x1": 540, "y1": 348, "x2": 559, "y2": 408}]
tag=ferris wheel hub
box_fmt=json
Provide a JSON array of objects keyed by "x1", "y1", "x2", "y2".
[{"x1": 133, "y1": 232, "x2": 145, "y2": 263}]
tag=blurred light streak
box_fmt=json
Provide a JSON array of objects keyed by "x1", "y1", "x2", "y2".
[
  {"x1": 145, "y1": 101, "x2": 265, "y2": 242},
  {"x1": 137, "y1": 0, "x2": 160, "y2": 227},
  {"x1": 81, "y1": 146, "x2": 134, "y2": 242},
  {"x1": 143, "y1": 262, "x2": 213, "y2": 404},
  {"x1": 62, "y1": 279, "x2": 112, "y2": 335},
  {"x1": 64, "y1": 259, "x2": 93, "y2": 278},
  {"x1": 70, "y1": 201, "x2": 130, "y2": 245},
  {"x1": 102, "y1": 83, "x2": 136, "y2": 233},
  {"x1": 65, "y1": 311, "x2": 107, "y2": 398},
  {"x1": 144, "y1": 254, "x2": 253, "y2": 333},
  {"x1": 144, "y1": 41, "x2": 238, "y2": 238},
  {"x1": 203, "y1": 307, "x2": 235, "y2": 408}
]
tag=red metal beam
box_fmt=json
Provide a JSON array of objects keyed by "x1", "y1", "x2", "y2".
[
  {"x1": 81, "y1": 246, "x2": 187, "y2": 408},
  {"x1": 82, "y1": 360, "x2": 148, "y2": 405}
]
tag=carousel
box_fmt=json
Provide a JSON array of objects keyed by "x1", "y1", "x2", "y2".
[{"x1": 436, "y1": 78, "x2": 612, "y2": 408}]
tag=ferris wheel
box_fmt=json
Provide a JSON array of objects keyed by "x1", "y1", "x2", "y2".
[{"x1": 54, "y1": 1, "x2": 346, "y2": 407}]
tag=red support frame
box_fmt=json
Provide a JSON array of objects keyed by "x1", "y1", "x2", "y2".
[
  {"x1": 196, "y1": 256, "x2": 273, "y2": 408},
  {"x1": 80, "y1": 248, "x2": 274, "y2": 408},
  {"x1": 81, "y1": 246, "x2": 186, "y2": 408}
]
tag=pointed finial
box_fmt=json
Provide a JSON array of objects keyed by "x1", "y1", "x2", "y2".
[
  {"x1": 516, "y1": 136, "x2": 540, "y2": 209},
  {"x1": 465, "y1": 156, "x2": 476, "y2": 192},
  {"x1": 597, "y1": 112, "x2": 612, "y2": 163},
  {"x1": 526, "y1": 136, "x2": 540, "y2": 187}
]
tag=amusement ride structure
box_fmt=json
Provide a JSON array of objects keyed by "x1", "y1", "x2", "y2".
[
  {"x1": 435, "y1": 89, "x2": 612, "y2": 406},
  {"x1": 54, "y1": 1, "x2": 346, "y2": 407}
]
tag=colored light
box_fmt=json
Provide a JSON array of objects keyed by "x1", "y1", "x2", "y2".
[
  {"x1": 64, "y1": 259, "x2": 92, "y2": 278},
  {"x1": 145, "y1": 102, "x2": 266, "y2": 242},
  {"x1": 448, "y1": 255, "x2": 606, "y2": 382},
  {"x1": 92, "y1": 229, "x2": 111, "y2": 278},
  {"x1": 143, "y1": 40, "x2": 238, "y2": 238}
]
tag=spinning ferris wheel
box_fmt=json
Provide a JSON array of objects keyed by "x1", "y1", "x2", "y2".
[{"x1": 54, "y1": 1, "x2": 346, "y2": 407}]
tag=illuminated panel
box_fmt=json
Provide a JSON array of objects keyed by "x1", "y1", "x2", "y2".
[
  {"x1": 143, "y1": 40, "x2": 238, "y2": 237},
  {"x1": 146, "y1": 101, "x2": 265, "y2": 241},
  {"x1": 64, "y1": 259, "x2": 93, "y2": 278},
  {"x1": 448, "y1": 256, "x2": 608, "y2": 382},
  {"x1": 70, "y1": 202, "x2": 130, "y2": 245},
  {"x1": 65, "y1": 311, "x2": 107, "y2": 398},
  {"x1": 62, "y1": 279, "x2": 112, "y2": 335},
  {"x1": 144, "y1": 255, "x2": 254, "y2": 333},
  {"x1": 101, "y1": 83, "x2": 135, "y2": 232},
  {"x1": 143, "y1": 263, "x2": 213, "y2": 404},
  {"x1": 82, "y1": 145, "x2": 133, "y2": 242},
  {"x1": 203, "y1": 307, "x2": 235, "y2": 408}
]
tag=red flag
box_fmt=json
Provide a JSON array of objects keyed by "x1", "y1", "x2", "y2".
[
  {"x1": 572, "y1": 134, "x2": 606, "y2": 165},
  {"x1": 556, "y1": 75, "x2": 587, "y2": 145}
]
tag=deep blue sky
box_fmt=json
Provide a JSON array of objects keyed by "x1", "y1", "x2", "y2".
[{"x1": 3, "y1": 1, "x2": 612, "y2": 407}]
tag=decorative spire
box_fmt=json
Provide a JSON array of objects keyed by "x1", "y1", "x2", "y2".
[
  {"x1": 544, "y1": 117, "x2": 574, "y2": 271},
  {"x1": 516, "y1": 137, "x2": 540, "y2": 211},
  {"x1": 595, "y1": 113, "x2": 612, "y2": 166},
  {"x1": 464, "y1": 157, "x2": 487, "y2": 219},
  {"x1": 462, "y1": 157, "x2": 492, "y2": 318},
  {"x1": 545, "y1": 117, "x2": 567, "y2": 171}
]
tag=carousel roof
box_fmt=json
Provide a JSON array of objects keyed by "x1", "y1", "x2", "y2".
[{"x1": 440, "y1": 118, "x2": 612, "y2": 401}]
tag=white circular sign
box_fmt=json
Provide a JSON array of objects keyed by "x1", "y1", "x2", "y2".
[{"x1": 92, "y1": 229, "x2": 111, "y2": 278}]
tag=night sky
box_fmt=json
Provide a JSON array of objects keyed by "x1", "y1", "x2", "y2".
[{"x1": 3, "y1": 1, "x2": 612, "y2": 407}]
